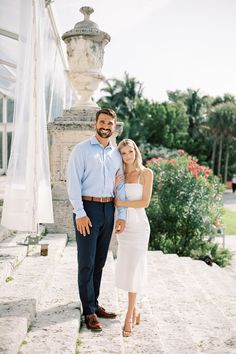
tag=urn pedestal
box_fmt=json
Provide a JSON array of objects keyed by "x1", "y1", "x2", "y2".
[{"x1": 47, "y1": 7, "x2": 122, "y2": 254}]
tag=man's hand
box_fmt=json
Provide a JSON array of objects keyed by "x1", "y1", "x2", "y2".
[
  {"x1": 115, "y1": 219, "x2": 126, "y2": 234},
  {"x1": 76, "y1": 216, "x2": 92, "y2": 236}
]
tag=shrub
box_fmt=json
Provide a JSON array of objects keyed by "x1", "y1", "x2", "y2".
[{"x1": 146, "y1": 151, "x2": 232, "y2": 266}]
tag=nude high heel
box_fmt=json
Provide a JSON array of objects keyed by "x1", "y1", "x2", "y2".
[
  {"x1": 123, "y1": 319, "x2": 133, "y2": 337},
  {"x1": 135, "y1": 312, "x2": 141, "y2": 325},
  {"x1": 132, "y1": 309, "x2": 141, "y2": 326}
]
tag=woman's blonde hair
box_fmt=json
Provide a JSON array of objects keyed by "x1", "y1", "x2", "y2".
[{"x1": 118, "y1": 139, "x2": 144, "y2": 172}]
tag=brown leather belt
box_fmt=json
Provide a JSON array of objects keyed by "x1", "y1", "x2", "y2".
[{"x1": 82, "y1": 196, "x2": 114, "y2": 203}]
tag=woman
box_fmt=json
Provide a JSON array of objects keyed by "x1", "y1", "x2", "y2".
[{"x1": 115, "y1": 139, "x2": 153, "y2": 337}]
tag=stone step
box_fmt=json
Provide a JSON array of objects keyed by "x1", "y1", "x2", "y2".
[
  {"x1": 145, "y1": 255, "x2": 201, "y2": 354},
  {"x1": 0, "y1": 223, "x2": 11, "y2": 243},
  {"x1": 0, "y1": 233, "x2": 67, "y2": 354},
  {"x1": 117, "y1": 281, "x2": 167, "y2": 354},
  {"x1": 0, "y1": 225, "x2": 48, "y2": 287},
  {"x1": 148, "y1": 252, "x2": 236, "y2": 353},
  {"x1": 2, "y1": 246, "x2": 236, "y2": 354},
  {"x1": 78, "y1": 252, "x2": 125, "y2": 354},
  {"x1": 18, "y1": 242, "x2": 81, "y2": 354},
  {"x1": 0, "y1": 232, "x2": 31, "y2": 286},
  {"x1": 152, "y1": 252, "x2": 236, "y2": 303},
  {"x1": 151, "y1": 252, "x2": 236, "y2": 297},
  {"x1": 178, "y1": 257, "x2": 236, "y2": 331}
]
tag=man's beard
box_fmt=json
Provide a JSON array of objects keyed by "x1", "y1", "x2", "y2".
[{"x1": 96, "y1": 128, "x2": 112, "y2": 138}]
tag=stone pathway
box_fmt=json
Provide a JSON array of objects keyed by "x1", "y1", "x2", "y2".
[
  {"x1": 223, "y1": 189, "x2": 236, "y2": 213},
  {"x1": 222, "y1": 189, "x2": 236, "y2": 274},
  {"x1": 1, "y1": 240, "x2": 236, "y2": 353}
]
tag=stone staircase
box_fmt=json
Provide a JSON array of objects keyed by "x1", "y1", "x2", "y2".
[{"x1": 1, "y1": 236, "x2": 236, "y2": 353}]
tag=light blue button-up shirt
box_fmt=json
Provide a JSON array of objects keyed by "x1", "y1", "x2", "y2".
[{"x1": 67, "y1": 136, "x2": 127, "y2": 220}]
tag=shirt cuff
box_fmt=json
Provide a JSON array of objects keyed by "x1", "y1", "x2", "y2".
[
  {"x1": 75, "y1": 209, "x2": 87, "y2": 219},
  {"x1": 117, "y1": 207, "x2": 127, "y2": 221}
]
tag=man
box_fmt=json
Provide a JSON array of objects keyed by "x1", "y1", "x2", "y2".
[{"x1": 67, "y1": 108, "x2": 126, "y2": 331}]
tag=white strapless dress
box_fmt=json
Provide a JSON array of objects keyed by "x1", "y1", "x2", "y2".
[{"x1": 115, "y1": 183, "x2": 150, "y2": 292}]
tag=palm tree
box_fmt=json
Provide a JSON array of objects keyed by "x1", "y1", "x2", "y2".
[
  {"x1": 97, "y1": 72, "x2": 144, "y2": 138},
  {"x1": 98, "y1": 72, "x2": 143, "y2": 114},
  {"x1": 209, "y1": 103, "x2": 236, "y2": 182}
]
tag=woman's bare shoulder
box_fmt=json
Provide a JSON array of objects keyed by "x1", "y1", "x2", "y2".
[{"x1": 142, "y1": 167, "x2": 153, "y2": 177}]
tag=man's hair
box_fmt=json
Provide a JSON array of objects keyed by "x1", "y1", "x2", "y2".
[{"x1": 95, "y1": 108, "x2": 117, "y2": 122}]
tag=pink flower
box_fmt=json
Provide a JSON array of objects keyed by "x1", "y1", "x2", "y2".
[
  {"x1": 169, "y1": 159, "x2": 176, "y2": 165},
  {"x1": 177, "y1": 149, "x2": 185, "y2": 155}
]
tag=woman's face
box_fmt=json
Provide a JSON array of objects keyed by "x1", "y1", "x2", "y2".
[{"x1": 120, "y1": 144, "x2": 136, "y2": 165}]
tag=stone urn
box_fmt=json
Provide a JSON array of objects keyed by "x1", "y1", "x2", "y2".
[{"x1": 62, "y1": 6, "x2": 111, "y2": 110}]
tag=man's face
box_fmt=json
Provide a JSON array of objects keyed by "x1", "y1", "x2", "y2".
[{"x1": 95, "y1": 113, "x2": 116, "y2": 139}]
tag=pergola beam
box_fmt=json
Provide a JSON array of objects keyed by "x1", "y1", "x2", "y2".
[
  {"x1": 0, "y1": 59, "x2": 16, "y2": 69},
  {"x1": 0, "y1": 28, "x2": 19, "y2": 41}
]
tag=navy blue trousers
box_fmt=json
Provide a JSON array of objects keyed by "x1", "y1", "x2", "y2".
[{"x1": 74, "y1": 201, "x2": 115, "y2": 315}]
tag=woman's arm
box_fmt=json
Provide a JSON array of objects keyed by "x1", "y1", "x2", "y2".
[{"x1": 115, "y1": 168, "x2": 153, "y2": 208}]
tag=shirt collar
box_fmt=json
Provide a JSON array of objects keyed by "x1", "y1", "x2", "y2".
[{"x1": 90, "y1": 136, "x2": 113, "y2": 150}]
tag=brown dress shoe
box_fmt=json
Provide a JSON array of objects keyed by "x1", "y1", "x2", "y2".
[
  {"x1": 96, "y1": 305, "x2": 117, "y2": 319},
  {"x1": 85, "y1": 313, "x2": 102, "y2": 331}
]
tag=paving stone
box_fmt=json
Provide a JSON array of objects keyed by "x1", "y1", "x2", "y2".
[
  {"x1": 0, "y1": 233, "x2": 67, "y2": 354},
  {"x1": 0, "y1": 233, "x2": 30, "y2": 286},
  {"x1": 148, "y1": 252, "x2": 236, "y2": 353},
  {"x1": 19, "y1": 242, "x2": 80, "y2": 354},
  {"x1": 117, "y1": 286, "x2": 166, "y2": 354},
  {"x1": 0, "y1": 223, "x2": 11, "y2": 243},
  {"x1": 0, "y1": 299, "x2": 35, "y2": 354},
  {"x1": 78, "y1": 252, "x2": 125, "y2": 354},
  {"x1": 2, "y1": 244, "x2": 236, "y2": 354}
]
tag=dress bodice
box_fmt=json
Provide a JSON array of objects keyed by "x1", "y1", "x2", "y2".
[{"x1": 125, "y1": 183, "x2": 143, "y2": 201}]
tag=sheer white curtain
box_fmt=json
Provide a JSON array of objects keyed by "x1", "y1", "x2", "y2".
[
  {"x1": 44, "y1": 28, "x2": 71, "y2": 122},
  {"x1": 1, "y1": 0, "x2": 54, "y2": 231}
]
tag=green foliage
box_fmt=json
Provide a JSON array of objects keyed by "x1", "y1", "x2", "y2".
[
  {"x1": 209, "y1": 102, "x2": 236, "y2": 180},
  {"x1": 146, "y1": 152, "x2": 232, "y2": 266},
  {"x1": 209, "y1": 102, "x2": 236, "y2": 139},
  {"x1": 191, "y1": 243, "x2": 233, "y2": 267},
  {"x1": 5, "y1": 276, "x2": 14, "y2": 282},
  {"x1": 76, "y1": 337, "x2": 82, "y2": 354},
  {"x1": 98, "y1": 74, "x2": 189, "y2": 148},
  {"x1": 168, "y1": 89, "x2": 212, "y2": 164},
  {"x1": 98, "y1": 72, "x2": 236, "y2": 182}
]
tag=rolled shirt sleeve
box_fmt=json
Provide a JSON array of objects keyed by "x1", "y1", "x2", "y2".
[
  {"x1": 115, "y1": 161, "x2": 127, "y2": 220},
  {"x1": 116, "y1": 180, "x2": 127, "y2": 220},
  {"x1": 67, "y1": 145, "x2": 86, "y2": 219}
]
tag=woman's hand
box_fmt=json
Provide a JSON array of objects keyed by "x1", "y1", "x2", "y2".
[
  {"x1": 114, "y1": 197, "x2": 122, "y2": 207},
  {"x1": 115, "y1": 174, "x2": 124, "y2": 188},
  {"x1": 115, "y1": 219, "x2": 126, "y2": 234}
]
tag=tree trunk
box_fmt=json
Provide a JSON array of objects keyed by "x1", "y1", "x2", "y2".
[
  {"x1": 217, "y1": 135, "x2": 223, "y2": 177},
  {"x1": 224, "y1": 139, "x2": 229, "y2": 184},
  {"x1": 211, "y1": 138, "x2": 217, "y2": 172}
]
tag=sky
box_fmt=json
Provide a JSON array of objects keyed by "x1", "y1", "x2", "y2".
[{"x1": 54, "y1": 0, "x2": 236, "y2": 102}]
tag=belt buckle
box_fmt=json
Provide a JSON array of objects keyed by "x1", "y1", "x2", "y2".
[{"x1": 100, "y1": 197, "x2": 104, "y2": 203}]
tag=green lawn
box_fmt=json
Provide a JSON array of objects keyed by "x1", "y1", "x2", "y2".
[{"x1": 222, "y1": 208, "x2": 236, "y2": 235}]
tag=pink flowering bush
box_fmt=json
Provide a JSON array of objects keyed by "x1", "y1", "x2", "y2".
[{"x1": 147, "y1": 151, "x2": 232, "y2": 266}]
